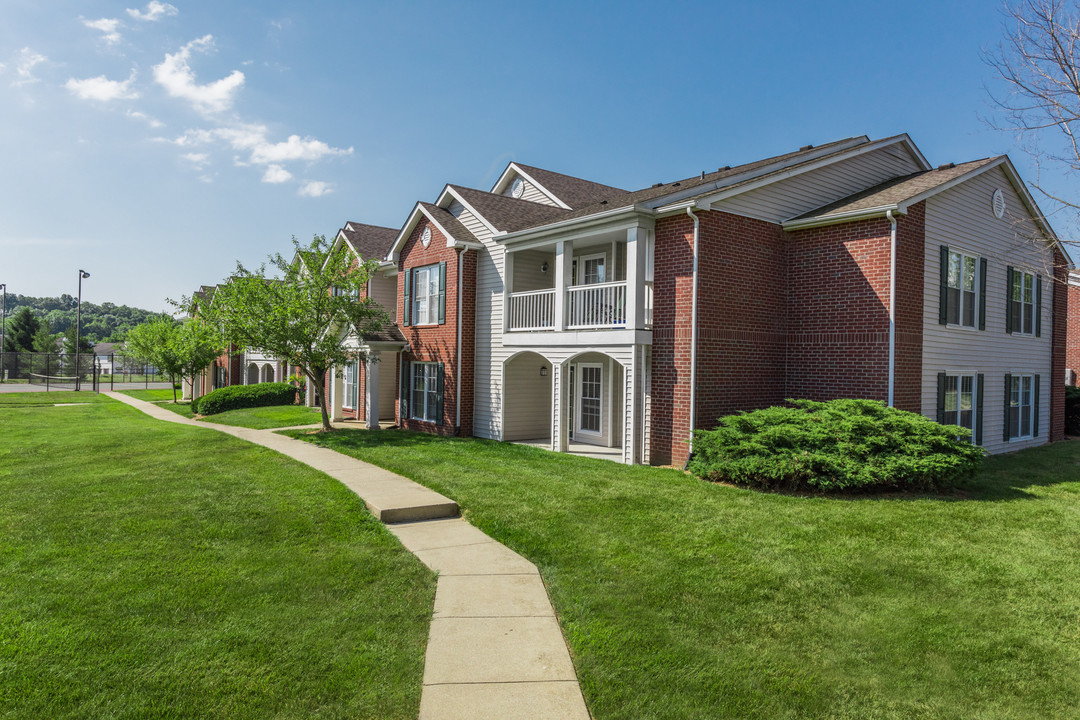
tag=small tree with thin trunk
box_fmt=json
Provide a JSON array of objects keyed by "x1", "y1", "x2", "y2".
[
  {"x1": 189, "y1": 235, "x2": 386, "y2": 431},
  {"x1": 126, "y1": 316, "x2": 223, "y2": 403}
]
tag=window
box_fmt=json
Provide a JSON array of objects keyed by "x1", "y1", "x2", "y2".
[
  {"x1": 937, "y1": 372, "x2": 983, "y2": 444},
  {"x1": 404, "y1": 262, "x2": 445, "y2": 327},
  {"x1": 1008, "y1": 269, "x2": 1039, "y2": 335},
  {"x1": 939, "y1": 246, "x2": 986, "y2": 330},
  {"x1": 579, "y1": 254, "x2": 606, "y2": 285},
  {"x1": 410, "y1": 362, "x2": 442, "y2": 423},
  {"x1": 1007, "y1": 374, "x2": 1037, "y2": 439},
  {"x1": 343, "y1": 360, "x2": 358, "y2": 409},
  {"x1": 577, "y1": 364, "x2": 602, "y2": 434}
]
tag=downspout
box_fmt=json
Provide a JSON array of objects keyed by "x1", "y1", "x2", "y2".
[
  {"x1": 686, "y1": 207, "x2": 701, "y2": 465},
  {"x1": 455, "y1": 247, "x2": 464, "y2": 434},
  {"x1": 887, "y1": 210, "x2": 897, "y2": 407}
]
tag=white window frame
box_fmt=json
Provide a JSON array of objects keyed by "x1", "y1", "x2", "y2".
[
  {"x1": 577, "y1": 253, "x2": 606, "y2": 286},
  {"x1": 1009, "y1": 374, "x2": 1035, "y2": 440},
  {"x1": 942, "y1": 373, "x2": 976, "y2": 439},
  {"x1": 575, "y1": 362, "x2": 603, "y2": 437},
  {"x1": 1010, "y1": 270, "x2": 1036, "y2": 336},
  {"x1": 946, "y1": 249, "x2": 979, "y2": 329},
  {"x1": 411, "y1": 265, "x2": 439, "y2": 326},
  {"x1": 410, "y1": 361, "x2": 439, "y2": 423},
  {"x1": 343, "y1": 360, "x2": 358, "y2": 409}
]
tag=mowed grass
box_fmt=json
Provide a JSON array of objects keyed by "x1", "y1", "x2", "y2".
[
  {"x1": 120, "y1": 388, "x2": 180, "y2": 402},
  {"x1": 0, "y1": 398, "x2": 435, "y2": 719},
  {"x1": 0, "y1": 391, "x2": 110, "y2": 406},
  {"x1": 285, "y1": 428, "x2": 1080, "y2": 720},
  {"x1": 118, "y1": 391, "x2": 322, "y2": 429}
]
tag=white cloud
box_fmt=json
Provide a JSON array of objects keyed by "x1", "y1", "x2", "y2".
[
  {"x1": 12, "y1": 48, "x2": 46, "y2": 87},
  {"x1": 127, "y1": 1, "x2": 178, "y2": 21},
  {"x1": 153, "y1": 35, "x2": 244, "y2": 115},
  {"x1": 181, "y1": 152, "x2": 210, "y2": 170},
  {"x1": 250, "y1": 134, "x2": 353, "y2": 164},
  {"x1": 83, "y1": 18, "x2": 122, "y2": 45},
  {"x1": 65, "y1": 72, "x2": 139, "y2": 102},
  {"x1": 298, "y1": 180, "x2": 331, "y2": 197},
  {"x1": 262, "y1": 164, "x2": 292, "y2": 183},
  {"x1": 126, "y1": 109, "x2": 164, "y2": 127}
]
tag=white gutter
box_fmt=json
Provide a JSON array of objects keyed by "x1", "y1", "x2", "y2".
[
  {"x1": 887, "y1": 210, "x2": 897, "y2": 408},
  {"x1": 782, "y1": 204, "x2": 901, "y2": 231},
  {"x1": 455, "y1": 248, "x2": 463, "y2": 432},
  {"x1": 686, "y1": 207, "x2": 700, "y2": 460}
]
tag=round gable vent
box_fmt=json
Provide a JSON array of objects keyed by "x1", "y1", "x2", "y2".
[
  {"x1": 510, "y1": 178, "x2": 525, "y2": 199},
  {"x1": 992, "y1": 188, "x2": 1006, "y2": 219},
  {"x1": 421, "y1": 227, "x2": 432, "y2": 247}
]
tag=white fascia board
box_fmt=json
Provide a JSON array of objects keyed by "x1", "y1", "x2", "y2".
[
  {"x1": 504, "y1": 215, "x2": 654, "y2": 253},
  {"x1": 388, "y1": 204, "x2": 427, "y2": 262},
  {"x1": 896, "y1": 158, "x2": 1008, "y2": 212},
  {"x1": 996, "y1": 156, "x2": 1072, "y2": 266},
  {"x1": 417, "y1": 204, "x2": 485, "y2": 251},
  {"x1": 655, "y1": 135, "x2": 917, "y2": 213},
  {"x1": 489, "y1": 163, "x2": 573, "y2": 209},
  {"x1": 781, "y1": 205, "x2": 903, "y2": 231},
  {"x1": 440, "y1": 186, "x2": 503, "y2": 237},
  {"x1": 496, "y1": 205, "x2": 648, "y2": 245},
  {"x1": 490, "y1": 163, "x2": 518, "y2": 195}
]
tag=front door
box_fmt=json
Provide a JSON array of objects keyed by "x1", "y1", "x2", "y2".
[{"x1": 575, "y1": 363, "x2": 602, "y2": 440}]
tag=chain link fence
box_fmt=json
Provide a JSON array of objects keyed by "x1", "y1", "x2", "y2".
[{"x1": 0, "y1": 352, "x2": 171, "y2": 390}]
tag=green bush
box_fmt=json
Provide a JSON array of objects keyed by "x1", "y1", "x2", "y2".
[
  {"x1": 195, "y1": 382, "x2": 297, "y2": 416},
  {"x1": 1066, "y1": 386, "x2": 1080, "y2": 436},
  {"x1": 688, "y1": 398, "x2": 985, "y2": 493}
]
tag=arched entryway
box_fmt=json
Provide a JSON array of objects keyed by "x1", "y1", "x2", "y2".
[
  {"x1": 260, "y1": 364, "x2": 274, "y2": 383},
  {"x1": 246, "y1": 362, "x2": 259, "y2": 385},
  {"x1": 558, "y1": 351, "x2": 624, "y2": 451},
  {"x1": 502, "y1": 351, "x2": 553, "y2": 443}
]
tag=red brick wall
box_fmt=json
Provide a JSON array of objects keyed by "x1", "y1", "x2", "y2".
[
  {"x1": 1067, "y1": 273, "x2": 1080, "y2": 386},
  {"x1": 1051, "y1": 252, "x2": 1070, "y2": 440},
  {"x1": 650, "y1": 210, "x2": 787, "y2": 467},
  {"x1": 397, "y1": 217, "x2": 476, "y2": 436}
]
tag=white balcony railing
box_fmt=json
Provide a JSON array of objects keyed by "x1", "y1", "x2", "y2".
[
  {"x1": 567, "y1": 281, "x2": 626, "y2": 329},
  {"x1": 644, "y1": 281, "x2": 653, "y2": 328},
  {"x1": 508, "y1": 288, "x2": 555, "y2": 330}
]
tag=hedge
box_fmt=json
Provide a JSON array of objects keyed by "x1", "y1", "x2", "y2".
[
  {"x1": 193, "y1": 382, "x2": 297, "y2": 416},
  {"x1": 688, "y1": 398, "x2": 985, "y2": 493},
  {"x1": 1066, "y1": 385, "x2": 1080, "y2": 436}
]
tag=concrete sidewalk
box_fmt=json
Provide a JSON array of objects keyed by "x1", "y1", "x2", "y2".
[{"x1": 105, "y1": 392, "x2": 590, "y2": 720}]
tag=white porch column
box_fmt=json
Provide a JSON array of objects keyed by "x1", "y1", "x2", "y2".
[
  {"x1": 503, "y1": 250, "x2": 515, "y2": 333},
  {"x1": 552, "y1": 360, "x2": 567, "y2": 452},
  {"x1": 626, "y1": 225, "x2": 649, "y2": 331},
  {"x1": 624, "y1": 346, "x2": 640, "y2": 465},
  {"x1": 365, "y1": 352, "x2": 381, "y2": 429},
  {"x1": 331, "y1": 367, "x2": 344, "y2": 421},
  {"x1": 553, "y1": 240, "x2": 573, "y2": 331}
]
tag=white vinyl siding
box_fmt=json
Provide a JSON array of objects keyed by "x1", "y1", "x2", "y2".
[
  {"x1": 714, "y1": 144, "x2": 925, "y2": 223},
  {"x1": 368, "y1": 272, "x2": 398, "y2": 323},
  {"x1": 922, "y1": 165, "x2": 1052, "y2": 454},
  {"x1": 502, "y1": 174, "x2": 560, "y2": 206},
  {"x1": 502, "y1": 353, "x2": 553, "y2": 441}
]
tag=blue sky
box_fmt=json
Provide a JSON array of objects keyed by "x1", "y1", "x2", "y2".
[{"x1": 1, "y1": 0, "x2": 1070, "y2": 312}]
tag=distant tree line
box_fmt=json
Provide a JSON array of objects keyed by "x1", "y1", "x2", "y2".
[{"x1": 0, "y1": 294, "x2": 164, "y2": 347}]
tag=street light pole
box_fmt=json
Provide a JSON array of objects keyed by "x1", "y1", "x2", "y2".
[
  {"x1": 76, "y1": 270, "x2": 90, "y2": 391},
  {"x1": 0, "y1": 283, "x2": 6, "y2": 383}
]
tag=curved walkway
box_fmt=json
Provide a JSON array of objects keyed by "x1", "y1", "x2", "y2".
[{"x1": 105, "y1": 393, "x2": 590, "y2": 720}]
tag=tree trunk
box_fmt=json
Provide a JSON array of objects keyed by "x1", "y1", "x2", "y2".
[
  {"x1": 171, "y1": 373, "x2": 178, "y2": 403},
  {"x1": 305, "y1": 365, "x2": 331, "y2": 431}
]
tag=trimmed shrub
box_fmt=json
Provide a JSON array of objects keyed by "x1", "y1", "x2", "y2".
[
  {"x1": 1066, "y1": 386, "x2": 1080, "y2": 436},
  {"x1": 195, "y1": 382, "x2": 297, "y2": 416},
  {"x1": 688, "y1": 398, "x2": 985, "y2": 493}
]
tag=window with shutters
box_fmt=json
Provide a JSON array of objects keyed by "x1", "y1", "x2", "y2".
[
  {"x1": 406, "y1": 263, "x2": 445, "y2": 326},
  {"x1": 946, "y1": 250, "x2": 978, "y2": 327},
  {"x1": 343, "y1": 360, "x2": 358, "y2": 409},
  {"x1": 1008, "y1": 374, "x2": 1035, "y2": 439},
  {"x1": 410, "y1": 361, "x2": 441, "y2": 423},
  {"x1": 938, "y1": 372, "x2": 983, "y2": 444},
  {"x1": 1009, "y1": 270, "x2": 1037, "y2": 335}
]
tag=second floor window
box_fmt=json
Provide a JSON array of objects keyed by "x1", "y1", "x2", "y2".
[
  {"x1": 1007, "y1": 268, "x2": 1039, "y2": 336},
  {"x1": 946, "y1": 251, "x2": 977, "y2": 327},
  {"x1": 404, "y1": 262, "x2": 446, "y2": 327}
]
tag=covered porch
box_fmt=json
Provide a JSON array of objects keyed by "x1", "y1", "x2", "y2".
[{"x1": 329, "y1": 329, "x2": 407, "y2": 428}]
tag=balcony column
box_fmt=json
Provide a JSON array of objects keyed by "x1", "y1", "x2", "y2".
[
  {"x1": 365, "y1": 351, "x2": 381, "y2": 429},
  {"x1": 626, "y1": 225, "x2": 649, "y2": 331},
  {"x1": 502, "y1": 250, "x2": 515, "y2": 333},
  {"x1": 553, "y1": 240, "x2": 573, "y2": 331}
]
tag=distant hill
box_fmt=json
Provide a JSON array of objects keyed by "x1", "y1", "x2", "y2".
[{"x1": 1, "y1": 294, "x2": 166, "y2": 343}]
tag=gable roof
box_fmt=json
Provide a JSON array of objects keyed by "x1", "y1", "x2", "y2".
[
  {"x1": 495, "y1": 163, "x2": 629, "y2": 209},
  {"x1": 447, "y1": 185, "x2": 570, "y2": 233},
  {"x1": 418, "y1": 202, "x2": 480, "y2": 246},
  {"x1": 338, "y1": 222, "x2": 399, "y2": 261}
]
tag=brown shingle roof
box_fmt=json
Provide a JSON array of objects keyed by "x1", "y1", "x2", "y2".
[
  {"x1": 419, "y1": 202, "x2": 481, "y2": 247},
  {"x1": 449, "y1": 185, "x2": 570, "y2": 233},
  {"x1": 789, "y1": 157, "x2": 999, "y2": 222},
  {"x1": 340, "y1": 222, "x2": 398, "y2": 260},
  {"x1": 511, "y1": 163, "x2": 629, "y2": 209}
]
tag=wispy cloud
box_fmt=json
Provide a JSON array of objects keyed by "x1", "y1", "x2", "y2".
[
  {"x1": 65, "y1": 72, "x2": 139, "y2": 102},
  {"x1": 153, "y1": 35, "x2": 244, "y2": 115},
  {"x1": 298, "y1": 180, "x2": 331, "y2": 197},
  {"x1": 127, "y1": 1, "x2": 178, "y2": 22},
  {"x1": 250, "y1": 135, "x2": 352, "y2": 164},
  {"x1": 83, "y1": 18, "x2": 122, "y2": 45},
  {"x1": 181, "y1": 152, "x2": 210, "y2": 170},
  {"x1": 262, "y1": 164, "x2": 292, "y2": 183},
  {"x1": 126, "y1": 109, "x2": 164, "y2": 127},
  {"x1": 12, "y1": 48, "x2": 46, "y2": 87},
  {"x1": 168, "y1": 123, "x2": 352, "y2": 172}
]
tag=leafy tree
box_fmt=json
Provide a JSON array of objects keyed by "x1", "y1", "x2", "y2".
[
  {"x1": 3, "y1": 307, "x2": 40, "y2": 353},
  {"x1": 191, "y1": 235, "x2": 387, "y2": 431},
  {"x1": 126, "y1": 316, "x2": 223, "y2": 403},
  {"x1": 62, "y1": 327, "x2": 95, "y2": 378}
]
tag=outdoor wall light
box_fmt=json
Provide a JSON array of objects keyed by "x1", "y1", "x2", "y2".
[
  {"x1": 540, "y1": 366, "x2": 548, "y2": 376},
  {"x1": 541, "y1": 262, "x2": 549, "y2": 274}
]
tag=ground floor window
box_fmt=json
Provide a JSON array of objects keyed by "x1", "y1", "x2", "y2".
[
  {"x1": 1007, "y1": 373, "x2": 1038, "y2": 440},
  {"x1": 343, "y1": 360, "x2": 358, "y2": 409},
  {"x1": 410, "y1": 361, "x2": 442, "y2": 424},
  {"x1": 578, "y1": 363, "x2": 602, "y2": 434},
  {"x1": 937, "y1": 372, "x2": 983, "y2": 445}
]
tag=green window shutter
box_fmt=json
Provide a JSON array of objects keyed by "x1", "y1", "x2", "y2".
[
  {"x1": 1005, "y1": 267, "x2": 1014, "y2": 334},
  {"x1": 1003, "y1": 373, "x2": 1012, "y2": 442},
  {"x1": 1033, "y1": 374, "x2": 1041, "y2": 437},
  {"x1": 437, "y1": 261, "x2": 447, "y2": 325},
  {"x1": 975, "y1": 373, "x2": 985, "y2": 446},
  {"x1": 435, "y1": 363, "x2": 445, "y2": 425},
  {"x1": 403, "y1": 269, "x2": 412, "y2": 327},
  {"x1": 1035, "y1": 275, "x2": 1043, "y2": 337},
  {"x1": 978, "y1": 258, "x2": 987, "y2": 331},
  {"x1": 936, "y1": 372, "x2": 947, "y2": 423},
  {"x1": 400, "y1": 359, "x2": 410, "y2": 419},
  {"x1": 939, "y1": 245, "x2": 949, "y2": 325}
]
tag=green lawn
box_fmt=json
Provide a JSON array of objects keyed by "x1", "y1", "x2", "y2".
[
  {"x1": 118, "y1": 391, "x2": 322, "y2": 429},
  {"x1": 120, "y1": 388, "x2": 180, "y2": 402},
  {"x1": 285, "y1": 428, "x2": 1080, "y2": 720},
  {"x1": 0, "y1": 397, "x2": 435, "y2": 719},
  {"x1": 0, "y1": 390, "x2": 110, "y2": 406}
]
